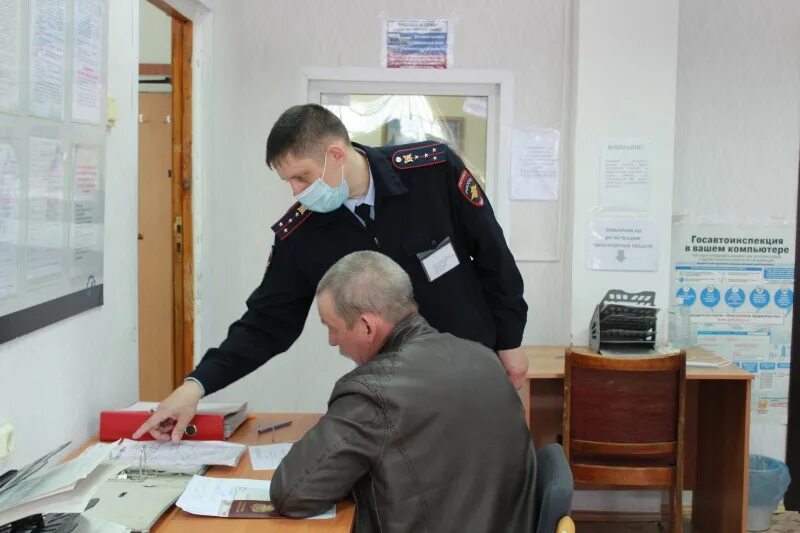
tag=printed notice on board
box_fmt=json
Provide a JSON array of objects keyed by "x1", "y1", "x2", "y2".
[
  {"x1": 30, "y1": 0, "x2": 67, "y2": 120},
  {"x1": 70, "y1": 145, "x2": 101, "y2": 277},
  {"x1": 586, "y1": 217, "x2": 659, "y2": 271},
  {"x1": 670, "y1": 223, "x2": 795, "y2": 424},
  {"x1": 27, "y1": 137, "x2": 66, "y2": 281},
  {"x1": 71, "y1": 0, "x2": 104, "y2": 124},
  {"x1": 0, "y1": 142, "x2": 20, "y2": 298},
  {"x1": 510, "y1": 128, "x2": 560, "y2": 201},
  {"x1": 385, "y1": 20, "x2": 450, "y2": 69},
  {"x1": 0, "y1": 0, "x2": 22, "y2": 113},
  {"x1": 600, "y1": 139, "x2": 651, "y2": 211}
]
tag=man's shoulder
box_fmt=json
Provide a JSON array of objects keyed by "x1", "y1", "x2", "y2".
[
  {"x1": 270, "y1": 202, "x2": 313, "y2": 241},
  {"x1": 377, "y1": 141, "x2": 452, "y2": 173}
]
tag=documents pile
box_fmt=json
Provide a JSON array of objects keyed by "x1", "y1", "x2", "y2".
[{"x1": 0, "y1": 442, "x2": 123, "y2": 527}]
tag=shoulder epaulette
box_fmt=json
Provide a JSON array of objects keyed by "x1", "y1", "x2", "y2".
[
  {"x1": 271, "y1": 202, "x2": 312, "y2": 240},
  {"x1": 391, "y1": 143, "x2": 447, "y2": 170}
]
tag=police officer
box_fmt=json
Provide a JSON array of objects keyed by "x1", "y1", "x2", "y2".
[{"x1": 135, "y1": 104, "x2": 529, "y2": 441}]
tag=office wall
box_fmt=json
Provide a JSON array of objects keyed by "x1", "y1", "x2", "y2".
[
  {"x1": 198, "y1": 0, "x2": 572, "y2": 411},
  {"x1": 674, "y1": 0, "x2": 800, "y2": 460},
  {"x1": 0, "y1": 0, "x2": 140, "y2": 468},
  {"x1": 139, "y1": 1, "x2": 171, "y2": 65}
]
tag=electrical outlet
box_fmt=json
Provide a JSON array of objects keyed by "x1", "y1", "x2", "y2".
[{"x1": 0, "y1": 421, "x2": 14, "y2": 462}]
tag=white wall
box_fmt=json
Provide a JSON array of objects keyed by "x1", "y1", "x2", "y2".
[
  {"x1": 198, "y1": 0, "x2": 573, "y2": 411},
  {"x1": 139, "y1": 1, "x2": 171, "y2": 65},
  {"x1": 0, "y1": 0, "x2": 140, "y2": 468},
  {"x1": 674, "y1": 0, "x2": 800, "y2": 461}
]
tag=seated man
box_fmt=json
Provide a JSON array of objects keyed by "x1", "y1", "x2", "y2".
[{"x1": 270, "y1": 251, "x2": 537, "y2": 532}]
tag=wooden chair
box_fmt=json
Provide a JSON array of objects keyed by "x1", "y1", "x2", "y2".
[{"x1": 563, "y1": 347, "x2": 686, "y2": 532}]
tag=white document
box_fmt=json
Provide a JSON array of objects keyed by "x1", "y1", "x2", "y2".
[
  {"x1": 418, "y1": 238, "x2": 459, "y2": 282},
  {"x1": 27, "y1": 137, "x2": 66, "y2": 281},
  {"x1": 71, "y1": 0, "x2": 104, "y2": 123},
  {"x1": 586, "y1": 217, "x2": 659, "y2": 271},
  {"x1": 176, "y1": 476, "x2": 335, "y2": 519},
  {"x1": 510, "y1": 128, "x2": 560, "y2": 201},
  {"x1": 70, "y1": 145, "x2": 101, "y2": 276},
  {"x1": 0, "y1": 141, "x2": 20, "y2": 298},
  {"x1": 600, "y1": 139, "x2": 651, "y2": 211},
  {"x1": 0, "y1": 0, "x2": 22, "y2": 113},
  {"x1": 249, "y1": 443, "x2": 293, "y2": 471},
  {"x1": 0, "y1": 442, "x2": 120, "y2": 525},
  {"x1": 110, "y1": 439, "x2": 246, "y2": 472},
  {"x1": 30, "y1": 0, "x2": 67, "y2": 120}
]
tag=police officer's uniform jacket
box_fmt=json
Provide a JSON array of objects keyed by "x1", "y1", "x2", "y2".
[{"x1": 189, "y1": 141, "x2": 528, "y2": 395}]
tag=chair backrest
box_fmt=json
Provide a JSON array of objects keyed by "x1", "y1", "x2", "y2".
[
  {"x1": 563, "y1": 348, "x2": 686, "y2": 463},
  {"x1": 535, "y1": 443, "x2": 573, "y2": 533}
]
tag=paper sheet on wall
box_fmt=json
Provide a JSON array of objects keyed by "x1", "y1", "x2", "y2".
[
  {"x1": 670, "y1": 223, "x2": 794, "y2": 424},
  {"x1": 71, "y1": 0, "x2": 104, "y2": 124},
  {"x1": 0, "y1": 0, "x2": 22, "y2": 113},
  {"x1": 248, "y1": 443, "x2": 293, "y2": 471},
  {"x1": 30, "y1": 0, "x2": 67, "y2": 120},
  {"x1": 510, "y1": 128, "x2": 560, "y2": 201},
  {"x1": 27, "y1": 137, "x2": 66, "y2": 281},
  {"x1": 0, "y1": 142, "x2": 20, "y2": 298},
  {"x1": 176, "y1": 476, "x2": 335, "y2": 519},
  {"x1": 586, "y1": 217, "x2": 659, "y2": 271},
  {"x1": 600, "y1": 139, "x2": 651, "y2": 211},
  {"x1": 70, "y1": 145, "x2": 101, "y2": 278},
  {"x1": 384, "y1": 20, "x2": 450, "y2": 69}
]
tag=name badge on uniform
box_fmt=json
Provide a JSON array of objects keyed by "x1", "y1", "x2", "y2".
[{"x1": 416, "y1": 237, "x2": 460, "y2": 282}]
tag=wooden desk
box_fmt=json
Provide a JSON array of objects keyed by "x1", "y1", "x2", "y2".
[
  {"x1": 522, "y1": 346, "x2": 754, "y2": 533},
  {"x1": 149, "y1": 413, "x2": 355, "y2": 533}
]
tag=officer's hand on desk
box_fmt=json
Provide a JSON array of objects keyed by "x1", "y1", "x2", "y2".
[
  {"x1": 131, "y1": 381, "x2": 203, "y2": 442},
  {"x1": 497, "y1": 348, "x2": 529, "y2": 390}
]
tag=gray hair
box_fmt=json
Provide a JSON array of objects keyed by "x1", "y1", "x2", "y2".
[{"x1": 316, "y1": 251, "x2": 418, "y2": 327}]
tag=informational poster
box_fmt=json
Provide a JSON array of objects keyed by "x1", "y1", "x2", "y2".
[
  {"x1": 384, "y1": 20, "x2": 450, "y2": 69},
  {"x1": 70, "y1": 145, "x2": 101, "y2": 277},
  {"x1": 0, "y1": 0, "x2": 22, "y2": 114},
  {"x1": 27, "y1": 137, "x2": 66, "y2": 281},
  {"x1": 510, "y1": 128, "x2": 560, "y2": 201},
  {"x1": 29, "y1": 0, "x2": 67, "y2": 120},
  {"x1": 670, "y1": 223, "x2": 794, "y2": 424},
  {"x1": 600, "y1": 139, "x2": 651, "y2": 211},
  {"x1": 0, "y1": 142, "x2": 20, "y2": 298},
  {"x1": 587, "y1": 217, "x2": 659, "y2": 271},
  {"x1": 71, "y1": 0, "x2": 103, "y2": 124}
]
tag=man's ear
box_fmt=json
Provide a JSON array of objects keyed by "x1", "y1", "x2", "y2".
[{"x1": 328, "y1": 142, "x2": 347, "y2": 164}]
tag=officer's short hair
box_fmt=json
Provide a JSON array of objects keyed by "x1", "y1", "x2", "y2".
[
  {"x1": 266, "y1": 104, "x2": 351, "y2": 169},
  {"x1": 317, "y1": 251, "x2": 418, "y2": 328}
]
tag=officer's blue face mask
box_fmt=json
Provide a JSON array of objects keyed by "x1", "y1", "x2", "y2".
[{"x1": 294, "y1": 151, "x2": 349, "y2": 213}]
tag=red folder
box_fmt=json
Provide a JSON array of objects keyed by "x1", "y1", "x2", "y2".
[{"x1": 99, "y1": 411, "x2": 224, "y2": 441}]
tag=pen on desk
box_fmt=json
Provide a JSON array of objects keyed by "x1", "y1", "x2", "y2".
[{"x1": 258, "y1": 420, "x2": 292, "y2": 434}]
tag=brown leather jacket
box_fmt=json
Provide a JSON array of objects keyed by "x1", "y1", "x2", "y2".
[{"x1": 271, "y1": 314, "x2": 537, "y2": 532}]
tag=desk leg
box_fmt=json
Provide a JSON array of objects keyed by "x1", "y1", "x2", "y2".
[
  {"x1": 522, "y1": 378, "x2": 531, "y2": 430},
  {"x1": 693, "y1": 379, "x2": 751, "y2": 533}
]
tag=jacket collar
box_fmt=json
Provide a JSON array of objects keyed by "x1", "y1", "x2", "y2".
[{"x1": 378, "y1": 313, "x2": 435, "y2": 355}]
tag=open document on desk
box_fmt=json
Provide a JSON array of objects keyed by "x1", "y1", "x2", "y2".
[
  {"x1": 176, "y1": 476, "x2": 335, "y2": 519},
  {"x1": 0, "y1": 442, "x2": 123, "y2": 527}
]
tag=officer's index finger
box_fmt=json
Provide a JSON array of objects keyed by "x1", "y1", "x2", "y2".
[{"x1": 132, "y1": 410, "x2": 169, "y2": 439}]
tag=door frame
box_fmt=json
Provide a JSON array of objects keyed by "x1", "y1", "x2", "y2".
[{"x1": 146, "y1": 0, "x2": 194, "y2": 389}]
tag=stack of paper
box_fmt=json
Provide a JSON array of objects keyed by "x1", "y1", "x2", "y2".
[
  {"x1": 109, "y1": 439, "x2": 246, "y2": 474},
  {"x1": 0, "y1": 442, "x2": 122, "y2": 527}
]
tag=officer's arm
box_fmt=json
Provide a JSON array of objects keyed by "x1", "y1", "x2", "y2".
[
  {"x1": 186, "y1": 238, "x2": 314, "y2": 395},
  {"x1": 448, "y1": 152, "x2": 528, "y2": 350},
  {"x1": 270, "y1": 383, "x2": 384, "y2": 517}
]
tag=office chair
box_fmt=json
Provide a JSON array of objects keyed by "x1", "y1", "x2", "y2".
[
  {"x1": 563, "y1": 348, "x2": 686, "y2": 533},
  {"x1": 535, "y1": 443, "x2": 575, "y2": 533}
]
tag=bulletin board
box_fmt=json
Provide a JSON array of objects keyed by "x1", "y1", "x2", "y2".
[{"x1": 0, "y1": 0, "x2": 107, "y2": 343}]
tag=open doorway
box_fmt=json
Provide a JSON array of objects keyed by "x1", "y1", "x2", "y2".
[{"x1": 137, "y1": 0, "x2": 194, "y2": 400}]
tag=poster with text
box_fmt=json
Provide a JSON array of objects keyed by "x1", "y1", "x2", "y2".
[{"x1": 670, "y1": 223, "x2": 794, "y2": 424}]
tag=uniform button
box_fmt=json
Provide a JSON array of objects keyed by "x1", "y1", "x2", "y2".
[{"x1": 431, "y1": 239, "x2": 437, "y2": 246}]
